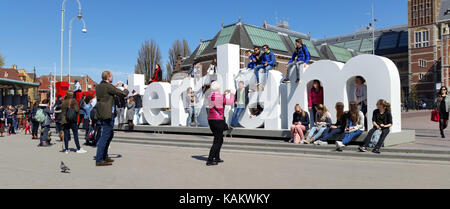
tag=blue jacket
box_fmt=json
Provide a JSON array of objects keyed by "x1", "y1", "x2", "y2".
[
  {"x1": 247, "y1": 54, "x2": 257, "y2": 69},
  {"x1": 288, "y1": 45, "x2": 310, "y2": 64},
  {"x1": 261, "y1": 50, "x2": 276, "y2": 66}
]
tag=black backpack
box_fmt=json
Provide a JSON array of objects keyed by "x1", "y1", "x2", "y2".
[
  {"x1": 66, "y1": 99, "x2": 77, "y2": 123},
  {"x1": 90, "y1": 104, "x2": 98, "y2": 121}
]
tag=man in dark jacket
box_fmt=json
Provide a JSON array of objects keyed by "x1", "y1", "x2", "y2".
[
  {"x1": 132, "y1": 90, "x2": 143, "y2": 125},
  {"x1": 253, "y1": 45, "x2": 276, "y2": 86},
  {"x1": 282, "y1": 38, "x2": 310, "y2": 84},
  {"x1": 95, "y1": 71, "x2": 129, "y2": 166}
]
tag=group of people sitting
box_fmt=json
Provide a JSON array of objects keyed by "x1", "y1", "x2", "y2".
[
  {"x1": 290, "y1": 99, "x2": 392, "y2": 154},
  {"x1": 245, "y1": 38, "x2": 310, "y2": 86}
]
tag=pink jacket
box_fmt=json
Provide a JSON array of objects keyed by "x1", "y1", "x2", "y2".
[
  {"x1": 308, "y1": 87, "x2": 323, "y2": 108},
  {"x1": 208, "y1": 91, "x2": 235, "y2": 120}
]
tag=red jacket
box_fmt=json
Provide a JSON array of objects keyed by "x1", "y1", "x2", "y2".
[
  {"x1": 308, "y1": 87, "x2": 323, "y2": 108},
  {"x1": 152, "y1": 67, "x2": 162, "y2": 82}
]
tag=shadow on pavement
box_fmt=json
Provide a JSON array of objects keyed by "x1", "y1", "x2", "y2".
[{"x1": 191, "y1": 155, "x2": 208, "y2": 162}]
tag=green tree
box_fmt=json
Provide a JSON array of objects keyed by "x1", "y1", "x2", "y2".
[
  {"x1": 135, "y1": 40, "x2": 162, "y2": 84},
  {"x1": 166, "y1": 39, "x2": 191, "y2": 76},
  {"x1": 0, "y1": 52, "x2": 5, "y2": 68}
]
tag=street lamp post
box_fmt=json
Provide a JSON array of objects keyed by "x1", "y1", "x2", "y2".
[
  {"x1": 68, "y1": 16, "x2": 87, "y2": 85},
  {"x1": 60, "y1": 0, "x2": 82, "y2": 82}
]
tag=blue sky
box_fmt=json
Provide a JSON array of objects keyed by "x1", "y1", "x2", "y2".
[{"x1": 0, "y1": 0, "x2": 407, "y2": 83}]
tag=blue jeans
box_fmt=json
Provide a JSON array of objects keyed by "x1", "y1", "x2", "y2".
[
  {"x1": 64, "y1": 122, "x2": 81, "y2": 151},
  {"x1": 341, "y1": 130, "x2": 363, "y2": 145},
  {"x1": 231, "y1": 107, "x2": 245, "y2": 127},
  {"x1": 321, "y1": 128, "x2": 343, "y2": 142},
  {"x1": 95, "y1": 116, "x2": 115, "y2": 162},
  {"x1": 186, "y1": 106, "x2": 199, "y2": 126},
  {"x1": 307, "y1": 126, "x2": 327, "y2": 139},
  {"x1": 40, "y1": 125, "x2": 50, "y2": 144},
  {"x1": 135, "y1": 108, "x2": 141, "y2": 125},
  {"x1": 254, "y1": 65, "x2": 273, "y2": 83}
]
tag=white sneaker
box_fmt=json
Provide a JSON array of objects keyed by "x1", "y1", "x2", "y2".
[
  {"x1": 76, "y1": 148, "x2": 87, "y2": 154},
  {"x1": 335, "y1": 141, "x2": 345, "y2": 150},
  {"x1": 65, "y1": 150, "x2": 69, "y2": 154},
  {"x1": 313, "y1": 140, "x2": 320, "y2": 145},
  {"x1": 300, "y1": 140, "x2": 305, "y2": 144},
  {"x1": 317, "y1": 141, "x2": 328, "y2": 146}
]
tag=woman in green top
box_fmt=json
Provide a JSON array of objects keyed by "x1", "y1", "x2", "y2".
[{"x1": 436, "y1": 86, "x2": 450, "y2": 138}]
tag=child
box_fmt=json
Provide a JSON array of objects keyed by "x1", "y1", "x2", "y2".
[
  {"x1": 247, "y1": 50, "x2": 257, "y2": 69},
  {"x1": 24, "y1": 120, "x2": 31, "y2": 135}
]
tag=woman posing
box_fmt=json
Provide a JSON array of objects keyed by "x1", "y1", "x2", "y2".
[{"x1": 308, "y1": 80, "x2": 324, "y2": 125}]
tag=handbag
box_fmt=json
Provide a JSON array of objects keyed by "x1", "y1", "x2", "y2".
[
  {"x1": 431, "y1": 110, "x2": 440, "y2": 122},
  {"x1": 212, "y1": 106, "x2": 229, "y2": 131}
]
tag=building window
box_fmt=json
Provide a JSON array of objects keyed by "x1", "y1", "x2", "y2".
[
  {"x1": 413, "y1": 5, "x2": 417, "y2": 19},
  {"x1": 415, "y1": 30, "x2": 430, "y2": 48},
  {"x1": 418, "y1": 59, "x2": 427, "y2": 68}
]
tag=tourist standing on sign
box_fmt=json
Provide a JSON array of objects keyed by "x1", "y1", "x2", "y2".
[
  {"x1": 435, "y1": 86, "x2": 449, "y2": 138},
  {"x1": 308, "y1": 80, "x2": 323, "y2": 126},
  {"x1": 282, "y1": 39, "x2": 310, "y2": 84},
  {"x1": 61, "y1": 91, "x2": 87, "y2": 154},
  {"x1": 74, "y1": 80, "x2": 82, "y2": 97},
  {"x1": 184, "y1": 87, "x2": 200, "y2": 127},
  {"x1": 253, "y1": 45, "x2": 275, "y2": 86},
  {"x1": 206, "y1": 58, "x2": 218, "y2": 83},
  {"x1": 359, "y1": 99, "x2": 393, "y2": 154},
  {"x1": 354, "y1": 76, "x2": 368, "y2": 131},
  {"x1": 206, "y1": 81, "x2": 234, "y2": 166},
  {"x1": 132, "y1": 90, "x2": 143, "y2": 125},
  {"x1": 95, "y1": 71, "x2": 129, "y2": 166}
]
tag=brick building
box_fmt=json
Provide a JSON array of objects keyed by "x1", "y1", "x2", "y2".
[
  {"x1": 438, "y1": 0, "x2": 450, "y2": 88},
  {"x1": 408, "y1": 0, "x2": 443, "y2": 104}
]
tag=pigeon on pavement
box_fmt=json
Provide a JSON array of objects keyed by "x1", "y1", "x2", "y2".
[{"x1": 60, "y1": 161, "x2": 70, "y2": 173}]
